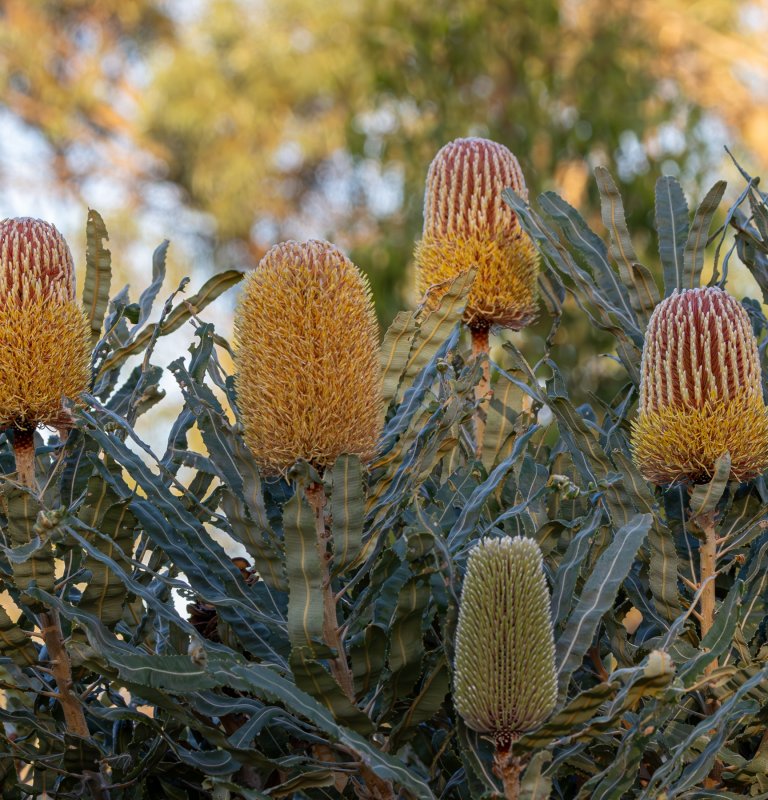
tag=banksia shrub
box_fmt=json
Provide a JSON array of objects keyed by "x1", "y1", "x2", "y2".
[
  {"x1": 454, "y1": 536, "x2": 557, "y2": 749},
  {"x1": 414, "y1": 137, "x2": 539, "y2": 331},
  {"x1": 234, "y1": 239, "x2": 383, "y2": 475},
  {"x1": 0, "y1": 217, "x2": 90, "y2": 429},
  {"x1": 631, "y1": 286, "x2": 768, "y2": 485}
]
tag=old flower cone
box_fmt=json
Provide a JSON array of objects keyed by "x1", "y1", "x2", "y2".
[
  {"x1": 632, "y1": 286, "x2": 768, "y2": 485},
  {"x1": 414, "y1": 137, "x2": 539, "y2": 331},
  {"x1": 234, "y1": 239, "x2": 383, "y2": 475}
]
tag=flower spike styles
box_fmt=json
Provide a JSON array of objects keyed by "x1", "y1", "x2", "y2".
[
  {"x1": 632, "y1": 286, "x2": 768, "y2": 485},
  {"x1": 0, "y1": 218, "x2": 90, "y2": 432},
  {"x1": 414, "y1": 137, "x2": 539, "y2": 332},
  {"x1": 234, "y1": 239, "x2": 383, "y2": 475},
  {"x1": 454, "y1": 536, "x2": 557, "y2": 750}
]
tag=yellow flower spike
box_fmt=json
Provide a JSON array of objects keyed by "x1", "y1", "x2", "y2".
[
  {"x1": 234, "y1": 239, "x2": 383, "y2": 475},
  {"x1": 631, "y1": 286, "x2": 768, "y2": 485},
  {"x1": 0, "y1": 218, "x2": 90, "y2": 431},
  {"x1": 414, "y1": 137, "x2": 539, "y2": 332}
]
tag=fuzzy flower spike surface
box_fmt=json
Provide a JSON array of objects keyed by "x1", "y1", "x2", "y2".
[
  {"x1": 454, "y1": 536, "x2": 557, "y2": 750},
  {"x1": 0, "y1": 217, "x2": 91, "y2": 429},
  {"x1": 415, "y1": 137, "x2": 539, "y2": 331},
  {"x1": 632, "y1": 286, "x2": 768, "y2": 485},
  {"x1": 234, "y1": 239, "x2": 383, "y2": 475}
]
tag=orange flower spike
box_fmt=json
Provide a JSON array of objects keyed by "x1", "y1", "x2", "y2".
[
  {"x1": 415, "y1": 137, "x2": 539, "y2": 332},
  {"x1": 235, "y1": 240, "x2": 383, "y2": 475},
  {"x1": 0, "y1": 218, "x2": 90, "y2": 430},
  {"x1": 632, "y1": 287, "x2": 768, "y2": 485}
]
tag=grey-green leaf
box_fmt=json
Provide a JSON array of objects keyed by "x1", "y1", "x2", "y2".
[
  {"x1": 83, "y1": 209, "x2": 112, "y2": 346},
  {"x1": 655, "y1": 176, "x2": 689, "y2": 296},
  {"x1": 690, "y1": 451, "x2": 731, "y2": 518},
  {"x1": 283, "y1": 491, "x2": 323, "y2": 651},
  {"x1": 331, "y1": 455, "x2": 364, "y2": 576},
  {"x1": 683, "y1": 180, "x2": 727, "y2": 290},
  {"x1": 556, "y1": 514, "x2": 651, "y2": 695}
]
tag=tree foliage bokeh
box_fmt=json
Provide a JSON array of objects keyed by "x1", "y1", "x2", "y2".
[{"x1": 1, "y1": 0, "x2": 768, "y2": 388}]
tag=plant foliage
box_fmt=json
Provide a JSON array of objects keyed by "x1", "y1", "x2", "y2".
[{"x1": 2, "y1": 161, "x2": 768, "y2": 798}]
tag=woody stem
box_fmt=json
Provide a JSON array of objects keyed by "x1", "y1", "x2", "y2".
[
  {"x1": 14, "y1": 427, "x2": 36, "y2": 489},
  {"x1": 471, "y1": 327, "x2": 491, "y2": 460},
  {"x1": 13, "y1": 427, "x2": 89, "y2": 738},
  {"x1": 493, "y1": 746, "x2": 524, "y2": 800},
  {"x1": 697, "y1": 512, "x2": 718, "y2": 675},
  {"x1": 305, "y1": 482, "x2": 355, "y2": 701}
]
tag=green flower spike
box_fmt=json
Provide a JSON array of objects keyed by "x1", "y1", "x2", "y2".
[{"x1": 454, "y1": 536, "x2": 557, "y2": 751}]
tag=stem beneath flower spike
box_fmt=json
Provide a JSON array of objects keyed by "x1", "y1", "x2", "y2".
[
  {"x1": 471, "y1": 327, "x2": 491, "y2": 460},
  {"x1": 305, "y1": 482, "x2": 355, "y2": 700},
  {"x1": 13, "y1": 427, "x2": 89, "y2": 738},
  {"x1": 14, "y1": 427, "x2": 37, "y2": 489},
  {"x1": 493, "y1": 740, "x2": 524, "y2": 800},
  {"x1": 696, "y1": 511, "x2": 718, "y2": 675}
]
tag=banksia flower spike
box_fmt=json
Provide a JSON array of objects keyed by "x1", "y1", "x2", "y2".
[
  {"x1": 454, "y1": 537, "x2": 557, "y2": 749},
  {"x1": 0, "y1": 218, "x2": 91, "y2": 485},
  {"x1": 414, "y1": 138, "x2": 539, "y2": 457},
  {"x1": 234, "y1": 239, "x2": 383, "y2": 475},
  {"x1": 415, "y1": 137, "x2": 539, "y2": 332},
  {"x1": 0, "y1": 218, "x2": 91, "y2": 739},
  {"x1": 236, "y1": 240, "x2": 382, "y2": 700},
  {"x1": 631, "y1": 287, "x2": 768, "y2": 486}
]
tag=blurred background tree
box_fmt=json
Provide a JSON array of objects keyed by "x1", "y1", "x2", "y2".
[{"x1": 1, "y1": 0, "x2": 767, "y2": 398}]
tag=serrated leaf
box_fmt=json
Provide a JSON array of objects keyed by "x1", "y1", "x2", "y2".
[
  {"x1": 545, "y1": 394, "x2": 611, "y2": 485},
  {"x1": 640, "y1": 692, "x2": 761, "y2": 797},
  {"x1": 690, "y1": 451, "x2": 731, "y2": 518},
  {"x1": 481, "y1": 370, "x2": 525, "y2": 471},
  {"x1": 519, "y1": 751, "x2": 553, "y2": 800},
  {"x1": 612, "y1": 450, "x2": 681, "y2": 621},
  {"x1": 514, "y1": 681, "x2": 618, "y2": 752},
  {"x1": 220, "y1": 489, "x2": 286, "y2": 591},
  {"x1": 403, "y1": 269, "x2": 473, "y2": 382},
  {"x1": 331, "y1": 455, "x2": 364, "y2": 576},
  {"x1": 97, "y1": 270, "x2": 243, "y2": 376},
  {"x1": 683, "y1": 180, "x2": 727, "y2": 290},
  {"x1": 283, "y1": 491, "x2": 323, "y2": 651},
  {"x1": 585, "y1": 726, "x2": 650, "y2": 800},
  {"x1": 380, "y1": 310, "x2": 420, "y2": 409},
  {"x1": 80, "y1": 414, "x2": 286, "y2": 664},
  {"x1": 136, "y1": 239, "x2": 169, "y2": 327},
  {"x1": 629, "y1": 262, "x2": 661, "y2": 326},
  {"x1": 373, "y1": 322, "x2": 461, "y2": 461},
  {"x1": 447, "y1": 424, "x2": 539, "y2": 549},
  {"x1": 3, "y1": 490, "x2": 54, "y2": 596},
  {"x1": 749, "y1": 187, "x2": 768, "y2": 242},
  {"x1": 289, "y1": 647, "x2": 373, "y2": 733},
  {"x1": 551, "y1": 508, "x2": 604, "y2": 628},
  {"x1": 655, "y1": 176, "x2": 689, "y2": 296},
  {"x1": 0, "y1": 602, "x2": 36, "y2": 667},
  {"x1": 350, "y1": 623, "x2": 387, "y2": 696},
  {"x1": 679, "y1": 578, "x2": 741, "y2": 683},
  {"x1": 556, "y1": 514, "x2": 651, "y2": 694},
  {"x1": 389, "y1": 655, "x2": 449, "y2": 747},
  {"x1": 594, "y1": 166, "x2": 657, "y2": 324},
  {"x1": 78, "y1": 477, "x2": 136, "y2": 628},
  {"x1": 55, "y1": 615, "x2": 437, "y2": 798},
  {"x1": 386, "y1": 576, "x2": 429, "y2": 700},
  {"x1": 537, "y1": 191, "x2": 639, "y2": 334},
  {"x1": 83, "y1": 209, "x2": 112, "y2": 346}
]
